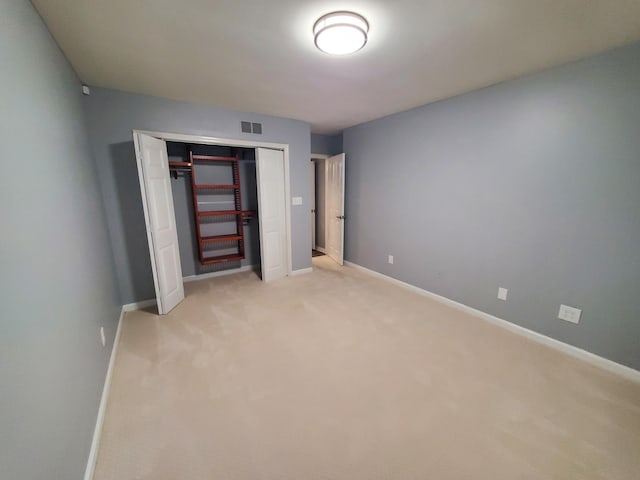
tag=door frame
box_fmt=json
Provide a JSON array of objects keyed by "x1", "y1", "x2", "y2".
[
  {"x1": 133, "y1": 129, "x2": 293, "y2": 279},
  {"x1": 310, "y1": 159, "x2": 316, "y2": 250},
  {"x1": 311, "y1": 153, "x2": 330, "y2": 254}
]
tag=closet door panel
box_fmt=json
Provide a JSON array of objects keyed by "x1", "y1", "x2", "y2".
[
  {"x1": 256, "y1": 148, "x2": 288, "y2": 282},
  {"x1": 134, "y1": 132, "x2": 185, "y2": 314}
]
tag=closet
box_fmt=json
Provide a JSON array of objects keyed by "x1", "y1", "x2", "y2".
[
  {"x1": 134, "y1": 131, "x2": 291, "y2": 314},
  {"x1": 166, "y1": 142, "x2": 259, "y2": 276}
]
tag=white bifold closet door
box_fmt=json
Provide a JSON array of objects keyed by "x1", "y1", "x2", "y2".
[
  {"x1": 256, "y1": 148, "x2": 288, "y2": 282},
  {"x1": 133, "y1": 132, "x2": 184, "y2": 314},
  {"x1": 326, "y1": 153, "x2": 345, "y2": 265}
]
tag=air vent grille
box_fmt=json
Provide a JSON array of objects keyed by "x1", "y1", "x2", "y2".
[{"x1": 240, "y1": 121, "x2": 263, "y2": 134}]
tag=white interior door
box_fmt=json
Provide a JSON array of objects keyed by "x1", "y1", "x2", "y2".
[
  {"x1": 133, "y1": 132, "x2": 184, "y2": 314},
  {"x1": 326, "y1": 153, "x2": 345, "y2": 265},
  {"x1": 256, "y1": 148, "x2": 288, "y2": 282},
  {"x1": 311, "y1": 160, "x2": 316, "y2": 250}
]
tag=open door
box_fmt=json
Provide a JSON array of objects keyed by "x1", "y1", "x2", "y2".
[
  {"x1": 326, "y1": 153, "x2": 345, "y2": 265},
  {"x1": 133, "y1": 132, "x2": 184, "y2": 314},
  {"x1": 256, "y1": 148, "x2": 288, "y2": 282}
]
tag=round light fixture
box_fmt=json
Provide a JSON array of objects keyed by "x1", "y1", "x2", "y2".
[{"x1": 313, "y1": 11, "x2": 369, "y2": 55}]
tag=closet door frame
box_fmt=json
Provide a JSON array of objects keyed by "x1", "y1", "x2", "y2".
[{"x1": 133, "y1": 129, "x2": 293, "y2": 284}]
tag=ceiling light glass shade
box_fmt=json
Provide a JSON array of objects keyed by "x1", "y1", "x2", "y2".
[{"x1": 313, "y1": 11, "x2": 369, "y2": 55}]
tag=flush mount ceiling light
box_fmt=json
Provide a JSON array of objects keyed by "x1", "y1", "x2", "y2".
[{"x1": 313, "y1": 11, "x2": 369, "y2": 55}]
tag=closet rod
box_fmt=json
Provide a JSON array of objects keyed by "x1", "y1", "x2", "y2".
[{"x1": 169, "y1": 167, "x2": 192, "y2": 179}]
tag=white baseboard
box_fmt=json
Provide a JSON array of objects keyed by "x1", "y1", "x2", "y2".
[
  {"x1": 183, "y1": 264, "x2": 257, "y2": 283},
  {"x1": 344, "y1": 261, "x2": 640, "y2": 384},
  {"x1": 291, "y1": 267, "x2": 313, "y2": 276},
  {"x1": 122, "y1": 299, "x2": 156, "y2": 312},
  {"x1": 84, "y1": 306, "x2": 125, "y2": 480},
  {"x1": 315, "y1": 246, "x2": 326, "y2": 254}
]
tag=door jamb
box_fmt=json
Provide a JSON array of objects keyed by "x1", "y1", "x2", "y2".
[{"x1": 311, "y1": 153, "x2": 329, "y2": 254}]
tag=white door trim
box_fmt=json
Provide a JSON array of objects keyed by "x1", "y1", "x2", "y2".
[
  {"x1": 133, "y1": 130, "x2": 293, "y2": 277},
  {"x1": 324, "y1": 161, "x2": 328, "y2": 260},
  {"x1": 311, "y1": 159, "x2": 316, "y2": 250},
  {"x1": 311, "y1": 154, "x2": 330, "y2": 255},
  {"x1": 138, "y1": 129, "x2": 289, "y2": 151}
]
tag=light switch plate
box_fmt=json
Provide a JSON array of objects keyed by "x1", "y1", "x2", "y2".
[
  {"x1": 292, "y1": 196, "x2": 303, "y2": 206},
  {"x1": 498, "y1": 287, "x2": 508, "y2": 301},
  {"x1": 558, "y1": 304, "x2": 581, "y2": 324}
]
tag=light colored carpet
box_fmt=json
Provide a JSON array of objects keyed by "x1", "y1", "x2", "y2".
[{"x1": 94, "y1": 256, "x2": 640, "y2": 480}]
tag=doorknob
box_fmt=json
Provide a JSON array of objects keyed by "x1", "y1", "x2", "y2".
[{"x1": 336, "y1": 215, "x2": 345, "y2": 220}]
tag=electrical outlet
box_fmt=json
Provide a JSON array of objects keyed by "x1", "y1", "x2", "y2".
[
  {"x1": 388, "y1": 255, "x2": 394, "y2": 264},
  {"x1": 498, "y1": 287, "x2": 508, "y2": 301},
  {"x1": 100, "y1": 327, "x2": 106, "y2": 347},
  {"x1": 558, "y1": 304, "x2": 581, "y2": 324},
  {"x1": 292, "y1": 196, "x2": 303, "y2": 206}
]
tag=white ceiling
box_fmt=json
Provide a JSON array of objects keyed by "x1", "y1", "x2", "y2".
[{"x1": 33, "y1": 1, "x2": 640, "y2": 134}]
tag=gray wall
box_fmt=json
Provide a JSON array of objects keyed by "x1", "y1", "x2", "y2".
[
  {"x1": 0, "y1": 1, "x2": 121, "y2": 478},
  {"x1": 311, "y1": 133, "x2": 343, "y2": 155},
  {"x1": 84, "y1": 88, "x2": 311, "y2": 304},
  {"x1": 344, "y1": 42, "x2": 640, "y2": 370}
]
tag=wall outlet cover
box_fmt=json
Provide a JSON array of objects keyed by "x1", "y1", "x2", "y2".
[
  {"x1": 292, "y1": 196, "x2": 303, "y2": 206},
  {"x1": 558, "y1": 304, "x2": 581, "y2": 324},
  {"x1": 498, "y1": 287, "x2": 508, "y2": 301}
]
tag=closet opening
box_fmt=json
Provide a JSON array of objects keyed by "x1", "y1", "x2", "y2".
[
  {"x1": 167, "y1": 142, "x2": 260, "y2": 279},
  {"x1": 133, "y1": 130, "x2": 292, "y2": 314}
]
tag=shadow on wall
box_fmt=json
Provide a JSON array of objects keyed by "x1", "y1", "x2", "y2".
[{"x1": 109, "y1": 141, "x2": 155, "y2": 302}]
